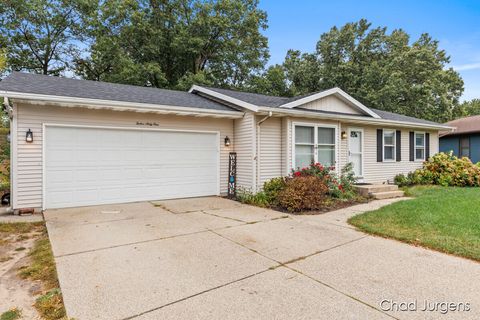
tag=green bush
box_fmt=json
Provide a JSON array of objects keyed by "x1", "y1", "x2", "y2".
[
  {"x1": 394, "y1": 173, "x2": 411, "y2": 187},
  {"x1": 396, "y1": 152, "x2": 480, "y2": 187},
  {"x1": 262, "y1": 177, "x2": 286, "y2": 206},
  {"x1": 277, "y1": 176, "x2": 329, "y2": 212},
  {"x1": 235, "y1": 187, "x2": 270, "y2": 207}
]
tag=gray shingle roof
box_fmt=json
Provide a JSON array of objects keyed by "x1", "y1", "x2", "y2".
[
  {"x1": 0, "y1": 72, "x2": 444, "y2": 127},
  {"x1": 204, "y1": 86, "x2": 443, "y2": 126},
  {"x1": 0, "y1": 72, "x2": 237, "y2": 112},
  {"x1": 203, "y1": 86, "x2": 317, "y2": 107},
  {"x1": 369, "y1": 108, "x2": 442, "y2": 126}
]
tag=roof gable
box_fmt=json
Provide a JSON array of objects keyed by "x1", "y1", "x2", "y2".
[
  {"x1": 296, "y1": 95, "x2": 363, "y2": 115},
  {"x1": 277, "y1": 88, "x2": 380, "y2": 118}
]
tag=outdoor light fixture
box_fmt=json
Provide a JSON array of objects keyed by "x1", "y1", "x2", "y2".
[
  {"x1": 25, "y1": 129, "x2": 33, "y2": 143},
  {"x1": 224, "y1": 136, "x2": 231, "y2": 147},
  {"x1": 341, "y1": 131, "x2": 347, "y2": 139}
]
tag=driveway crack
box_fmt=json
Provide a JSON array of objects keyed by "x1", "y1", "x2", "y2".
[
  {"x1": 120, "y1": 267, "x2": 275, "y2": 320},
  {"x1": 207, "y1": 230, "x2": 396, "y2": 319}
]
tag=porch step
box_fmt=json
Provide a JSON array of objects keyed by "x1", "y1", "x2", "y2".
[
  {"x1": 354, "y1": 184, "x2": 399, "y2": 197},
  {"x1": 371, "y1": 190, "x2": 404, "y2": 200}
]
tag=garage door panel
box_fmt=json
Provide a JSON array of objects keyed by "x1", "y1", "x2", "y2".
[{"x1": 45, "y1": 126, "x2": 219, "y2": 209}]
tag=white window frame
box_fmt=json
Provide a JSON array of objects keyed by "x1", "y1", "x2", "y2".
[
  {"x1": 292, "y1": 122, "x2": 338, "y2": 171},
  {"x1": 383, "y1": 129, "x2": 396, "y2": 162},
  {"x1": 414, "y1": 131, "x2": 426, "y2": 161}
]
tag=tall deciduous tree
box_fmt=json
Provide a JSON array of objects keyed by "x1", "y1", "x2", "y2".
[
  {"x1": 76, "y1": 0, "x2": 269, "y2": 89},
  {"x1": 247, "y1": 64, "x2": 294, "y2": 97},
  {"x1": 282, "y1": 19, "x2": 464, "y2": 122},
  {"x1": 0, "y1": 0, "x2": 82, "y2": 75},
  {"x1": 453, "y1": 99, "x2": 480, "y2": 119}
]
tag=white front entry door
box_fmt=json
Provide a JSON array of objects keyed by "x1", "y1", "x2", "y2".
[
  {"x1": 348, "y1": 129, "x2": 363, "y2": 177},
  {"x1": 44, "y1": 126, "x2": 219, "y2": 209}
]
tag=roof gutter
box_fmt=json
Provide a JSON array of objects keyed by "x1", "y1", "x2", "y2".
[
  {"x1": 1, "y1": 91, "x2": 244, "y2": 119},
  {"x1": 258, "y1": 107, "x2": 454, "y2": 131}
]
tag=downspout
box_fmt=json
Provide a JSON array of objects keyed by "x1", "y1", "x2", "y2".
[{"x1": 255, "y1": 111, "x2": 273, "y2": 191}]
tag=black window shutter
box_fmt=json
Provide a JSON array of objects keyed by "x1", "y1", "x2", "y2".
[
  {"x1": 396, "y1": 130, "x2": 401, "y2": 161},
  {"x1": 425, "y1": 133, "x2": 430, "y2": 159},
  {"x1": 409, "y1": 132, "x2": 414, "y2": 161},
  {"x1": 377, "y1": 129, "x2": 383, "y2": 162}
]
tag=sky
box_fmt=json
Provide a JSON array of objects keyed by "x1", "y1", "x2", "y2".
[{"x1": 259, "y1": 0, "x2": 480, "y2": 101}]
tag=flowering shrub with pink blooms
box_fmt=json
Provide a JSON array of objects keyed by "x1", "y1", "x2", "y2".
[
  {"x1": 290, "y1": 162, "x2": 357, "y2": 198},
  {"x1": 236, "y1": 162, "x2": 360, "y2": 213}
]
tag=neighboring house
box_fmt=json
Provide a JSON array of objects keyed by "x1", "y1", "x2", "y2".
[
  {"x1": 0, "y1": 72, "x2": 451, "y2": 211},
  {"x1": 440, "y1": 115, "x2": 480, "y2": 163}
]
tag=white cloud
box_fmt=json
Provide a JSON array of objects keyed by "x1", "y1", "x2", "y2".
[{"x1": 452, "y1": 62, "x2": 480, "y2": 71}]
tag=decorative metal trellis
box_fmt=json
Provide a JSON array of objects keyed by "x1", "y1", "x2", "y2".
[{"x1": 228, "y1": 152, "x2": 237, "y2": 198}]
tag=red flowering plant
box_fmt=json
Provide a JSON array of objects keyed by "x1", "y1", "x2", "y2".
[{"x1": 290, "y1": 162, "x2": 356, "y2": 199}]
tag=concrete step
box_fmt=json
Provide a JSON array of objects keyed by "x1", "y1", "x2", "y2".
[
  {"x1": 354, "y1": 184, "x2": 399, "y2": 197},
  {"x1": 371, "y1": 190, "x2": 404, "y2": 200}
]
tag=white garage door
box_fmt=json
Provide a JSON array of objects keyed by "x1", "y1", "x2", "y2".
[{"x1": 44, "y1": 126, "x2": 219, "y2": 209}]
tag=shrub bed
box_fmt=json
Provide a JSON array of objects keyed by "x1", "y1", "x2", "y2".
[
  {"x1": 394, "y1": 152, "x2": 480, "y2": 187},
  {"x1": 236, "y1": 162, "x2": 363, "y2": 213}
]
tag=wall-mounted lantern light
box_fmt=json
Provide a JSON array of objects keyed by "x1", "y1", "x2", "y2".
[
  {"x1": 26, "y1": 129, "x2": 33, "y2": 143},
  {"x1": 341, "y1": 131, "x2": 347, "y2": 140},
  {"x1": 224, "y1": 136, "x2": 231, "y2": 147}
]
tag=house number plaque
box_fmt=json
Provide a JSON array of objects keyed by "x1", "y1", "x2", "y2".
[{"x1": 136, "y1": 121, "x2": 159, "y2": 126}]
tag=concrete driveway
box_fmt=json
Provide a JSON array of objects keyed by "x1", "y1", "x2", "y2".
[{"x1": 45, "y1": 197, "x2": 480, "y2": 320}]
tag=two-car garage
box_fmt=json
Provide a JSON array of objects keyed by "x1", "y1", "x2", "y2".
[{"x1": 44, "y1": 126, "x2": 220, "y2": 209}]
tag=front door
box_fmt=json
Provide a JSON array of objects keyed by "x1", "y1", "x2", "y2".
[{"x1": 348, "y1": 129, "x2": 363, "y2": 177}]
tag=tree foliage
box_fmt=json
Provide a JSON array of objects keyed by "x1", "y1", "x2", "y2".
[
  {"x1": 0, "y1": 0, "x2": 82, "y2": 75},
  {"x1": 259, "y1": 19, "x2": 464, "y2": 122},
  {"x1": 0, "y1": 49, "x2": 6, "y2": 73},
  {"x1": 453, "y1": 99, "x2": 480, "y2": 119},
  {"x1": 246, "y1": 64, "x2": 294, "y2": 97},
  {"x1": 75, "y1": 0, "x2": 269, "y2": 89}
]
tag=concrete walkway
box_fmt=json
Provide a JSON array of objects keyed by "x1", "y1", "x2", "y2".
[{"x1": 44, "y1": 198, "x2": 480, "y2": 320}]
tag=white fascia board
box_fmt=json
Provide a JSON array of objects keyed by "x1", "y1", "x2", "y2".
[
  {"x1": 189, "y1": 85, "x2": 259, "y2": 112},
  {"x1": 1, "y1": 91, "x2": 244, "y2": 119},
  {"x1": 278, "y1": 87, "x2": 381, "y2": 119},
  {"x1": 258, "y1": 107, "x2": 454, "y2": 131}
]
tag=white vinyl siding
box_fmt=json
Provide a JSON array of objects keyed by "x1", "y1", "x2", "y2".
[
  {"x1": 257, "y1": 116, "x2": 282, "y2": 187},
  {"x1": 300, "y1": 95, "x2": 363, "y2": 115},
  {"x1": 14, "y1": 103, "x2": 234, "y2": 210},
  {"x1": 339, "y1": 127, "x2": 439, "y2": 183},
  {"x1": 233, "y1": 112, "x2": 256, "y2": 190},
  {"x1": 281, "y1": 117, "x2": 290, "y2": 176}
]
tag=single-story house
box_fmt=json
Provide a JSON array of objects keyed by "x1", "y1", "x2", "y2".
[
  {"x1": 440, "y1": 115, "x2": 480, "y2": 163},
  {"x1": 0, "y1": 72, "x2": 452, "y2": 211}
]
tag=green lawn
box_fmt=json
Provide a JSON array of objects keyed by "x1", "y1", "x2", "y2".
[{"x1": 348, "y1": 186, "x2": 480, "y2": 261}]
